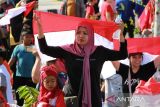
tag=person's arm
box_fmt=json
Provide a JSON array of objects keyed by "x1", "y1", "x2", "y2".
[
  {"x1": 85, "y1": 5, "x2": 92, "y2": 19},
  {"x1": 8, "y1": 46, "x2": 18, "y2": 67},
  {"x1": 8, "y1": 57, "x2": 16, "y2": 67},
  {"x1": 154, "y1": 55, "x2": 160, "y2": 68},
  {"x1": 98, "y1": 36, "x2": 127, "y2": 61},
  {"x1": 100, "y1": 82, "x2": 105, "y2": 92},
  {"x1": 31, "y1": 51, "x2": 41, "y2": 83},
  {"x1": 33, "y1": 13, "x2": 44, "y2": 39},
  {"x1": 105, "y1": 5, "x2": 113, "y2": 21},
  {"x1": 33, "y1": 13, "x2": 68, "y2": 59},
  {"x1": 105, "y1": 11, "x2": 112, "y2": 21},
  {"x1": 118, "y1": 21, "x2": 125, "y2": 42},
  {"x1": 111, "y1": 61, "x2": 121, "y2": 71},
  {"x1": 85, "y1": 11, "x2": 90, "y2": 19},
  {"x1": 98, "y1": 21, "x2": 128, "y2": 61}
]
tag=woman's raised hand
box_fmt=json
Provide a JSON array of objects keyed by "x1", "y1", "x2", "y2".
[
  {"x1": 33, "y1": 13, "x2": 44, "y2": 38},
  {"x1": 117, "y1": 21, "x2": 125, "y2": 42},
  {"x1": 33, "y1": 13, "x2": 40, "y2": 24}
]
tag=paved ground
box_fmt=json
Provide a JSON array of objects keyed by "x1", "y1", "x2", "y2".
[{"x1": 38, "y1": 0, "x2": 62, "y2": 12}]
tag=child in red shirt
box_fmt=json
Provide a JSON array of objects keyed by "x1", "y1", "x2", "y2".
[{"x1": 37, "y1": 65, "x2": 66, "y2": 107}]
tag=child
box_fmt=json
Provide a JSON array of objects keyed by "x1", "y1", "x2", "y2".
[{"x1": 37, "y1": 65, "x2": 66, "y2": 107}]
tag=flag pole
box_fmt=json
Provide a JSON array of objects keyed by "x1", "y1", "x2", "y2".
[{"x1": 154, "y1": 0, "x2": 160, "y2": 36}]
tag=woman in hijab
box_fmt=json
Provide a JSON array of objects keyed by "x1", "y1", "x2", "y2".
[
  {"x1": 34, "y1": 14, "x2": 128, "y2": 107},
  {"x1": 37, "y1": 65, "x2": 66, "y2": 107}
]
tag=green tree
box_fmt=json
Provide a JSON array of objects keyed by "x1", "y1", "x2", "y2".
[{"x1": 17, "y1": 85, "x2": 39, "y2": 107}]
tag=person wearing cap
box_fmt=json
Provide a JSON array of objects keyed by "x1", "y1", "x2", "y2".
[
  {"x1": 112, "y1": 52, "x2": 160, "y2": 105},
  {"x1": 0, "y1": 48, "x2": 14, "y2": 105},
  {"x1": 8, "y1": 24, "x2": 36, "y2": 106}
]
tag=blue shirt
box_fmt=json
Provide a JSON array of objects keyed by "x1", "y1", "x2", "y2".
[{"x1": 11, "y1": 44, "x2": 35, "y2": 78}]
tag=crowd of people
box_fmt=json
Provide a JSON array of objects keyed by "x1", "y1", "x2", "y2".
[{"x1": 0, "y1": 0, "x2": 159, "y2": 107}]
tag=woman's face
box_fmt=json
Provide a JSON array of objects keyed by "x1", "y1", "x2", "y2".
[
  {"x1": 130, "y1": 54, "x2": 143, "y2": 68},
  {"x1": 43, "y1": 75, "x2": 57, "y2": 91},
  {"x1": 75, "y1": 27, "x2": 89, "y2": 46}
]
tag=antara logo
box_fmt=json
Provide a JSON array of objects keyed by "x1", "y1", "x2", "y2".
[{"x1": 106, "y1": 95, "x2": 115, "y2": 104}]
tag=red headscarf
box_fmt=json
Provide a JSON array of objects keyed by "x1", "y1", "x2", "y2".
[
  {"x1": 61, "y1": 21, "x2": 97, "y2": 107},
  {"x1": 39, "y1": 65, "x2": 61, "y2": 103}
]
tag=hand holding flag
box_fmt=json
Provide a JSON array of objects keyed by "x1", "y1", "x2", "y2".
[
  {"x1": 33, "y1": 12, "x2": 44, "y2": 39},
  {"x1": 113, "y1": 15, "x2": 124, "y2": 42},
  {"x1": 115, "y1": 21, "x2": 125, "y2": 42}
]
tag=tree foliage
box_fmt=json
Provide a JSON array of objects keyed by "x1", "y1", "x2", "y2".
[{"x1": 16, "y1": 85, "x2": 39, "y2": 107}]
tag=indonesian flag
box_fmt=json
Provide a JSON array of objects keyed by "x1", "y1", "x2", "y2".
[
  {"x1": 127, "y1": 37, "x2": 160, "y2": 54},
  {"x1": 0, "y1": 1, "x2": 36, "y2": 26},
  {"x1": 33, "y1": 10, "x2": 120, "y2": 64},
  {"x1": 33, "y1": 11, "x2": 160, "y2": 55},
  {"x1": 33, "y1": 10, "x2": 120, "y2": 48}
]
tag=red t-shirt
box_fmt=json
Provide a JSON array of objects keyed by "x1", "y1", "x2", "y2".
[{"x1": 86, "y1": 5, "x2": 95, "y2": 18}]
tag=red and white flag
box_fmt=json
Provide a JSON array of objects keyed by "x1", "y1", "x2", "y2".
[
  {"x1": 33, "y1": 10, "x2": 121, "y2": 51},
  {"x1": 33, "y1": 11, "x2": 160, "y2": 55},
  {"x1": 0, "y1": 1, "x2": 36, "y2": 26},
  {"x1": 127, "y1": 37, "x2": 160, "y2": 55},
  {"x1": 138, "y1": 0, "x2": 155, "y2": 31},
  {"x1": 33, "y1": 10, "x2": 120, "y2": 64}
]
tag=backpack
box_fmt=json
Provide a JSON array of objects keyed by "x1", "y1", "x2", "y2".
[{"x1": 104, "y1": 74, "x2": 124, "y2": 107}]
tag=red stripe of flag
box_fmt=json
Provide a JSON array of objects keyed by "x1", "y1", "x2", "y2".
[{"x1": 33, "y1": 10, "x2": 118, "y2": 41}]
